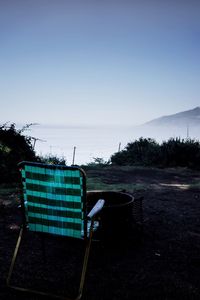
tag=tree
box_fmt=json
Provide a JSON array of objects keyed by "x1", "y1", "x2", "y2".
[
  {"x1": 111, "y1": 138, "x2": 160, "y2": 166},
  {"x1": 0, "y1": 123, "x2": 38, "y2": 183},
  {"x1": 111, "y1": 137, "x2": 200, "y2": 169}
]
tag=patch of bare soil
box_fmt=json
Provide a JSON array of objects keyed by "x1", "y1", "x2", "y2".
[{"x1": 1, "y1": 167, "x2": 200, "y2": 299}]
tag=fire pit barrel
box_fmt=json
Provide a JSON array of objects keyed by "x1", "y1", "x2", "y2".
[{"x1": 87, "y1": 191, "x2": 134, "y2": 238}]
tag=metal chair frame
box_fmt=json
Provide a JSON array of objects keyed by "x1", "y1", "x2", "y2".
[{"x1": 7, "y1": 161, "x2": 104, "y2": 300}]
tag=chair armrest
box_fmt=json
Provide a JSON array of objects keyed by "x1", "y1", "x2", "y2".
[{"x1": 87, "y1": 199, "x2": 105, "y2": 219}]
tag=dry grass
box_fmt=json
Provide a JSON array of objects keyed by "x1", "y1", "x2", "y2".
[{"x1": 1, "y1": 166, "x2": 200, "y2": 299}]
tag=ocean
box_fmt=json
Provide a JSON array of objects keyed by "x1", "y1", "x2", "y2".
[
  {"x1": 27, "y1": 123, "x2": 200, "y2": 165},
  {"x1": 28, "y1": 124, "x2": 136, "y2": 165}
]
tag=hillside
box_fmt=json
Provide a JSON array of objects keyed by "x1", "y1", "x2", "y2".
[
  {"x1": 133, "y1": 107, "x2": 200, "y2": 142},
  {"x1": 144, "y1": 107, "x2": 200, "y2": 127}
]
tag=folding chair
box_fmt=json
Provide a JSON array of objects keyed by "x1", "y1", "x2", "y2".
[{"x1": 7, "y1": 161, "x2": 105, "y2": 300}]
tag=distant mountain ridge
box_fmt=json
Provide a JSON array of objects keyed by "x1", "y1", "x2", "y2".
[{"x1": 144, "y1": 107, "x2": 200, "y2": 127}]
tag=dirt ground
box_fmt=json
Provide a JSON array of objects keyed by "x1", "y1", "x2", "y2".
[{"x1": 0, "y1": 166, "x2": 200, "y2": 300}]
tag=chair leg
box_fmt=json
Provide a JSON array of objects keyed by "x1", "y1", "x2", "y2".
[
  {"x1": 7, "y1": 227, "x2": 24, "y2": 287},
  {"x1": 76, "y1": 220, "x2": 94, "y2": 300},
  {"x1": 7, "y1": 224, "x2": 94, "y2": 300}
]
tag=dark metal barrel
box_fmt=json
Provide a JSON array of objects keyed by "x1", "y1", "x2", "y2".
[{"x1": 87, "y1": 191, "x2": 134, "y2": 239}]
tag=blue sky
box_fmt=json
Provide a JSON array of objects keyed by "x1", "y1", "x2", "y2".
[{"x1": 0, "y1": 0, "x2": 200, "y2": 126}]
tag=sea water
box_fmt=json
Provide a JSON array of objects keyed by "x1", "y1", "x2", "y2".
[
  {"x1": 26, "y1": 123, "x2": 200, "y2": 165},
  {"x1": 28, "y1": 124, "x2": 135, "y2": 165}
]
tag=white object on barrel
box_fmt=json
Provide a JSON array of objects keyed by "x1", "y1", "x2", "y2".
[{"x1": 87, "y1": 199, "x2": 105, "y2": 219}]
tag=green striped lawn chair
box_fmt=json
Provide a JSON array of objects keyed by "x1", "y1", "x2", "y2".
[{"x1": 7, "y1": 161, "x2": 105, "y2": 300}]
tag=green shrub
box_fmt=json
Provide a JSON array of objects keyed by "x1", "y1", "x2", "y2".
[
  {"x1": 111, "y1": 138, "x2": 160, "y2": 166},
  {"x1": 85, "y1": 157, "x2": 110, "y2": 168},
  {"x1": 160, "y1": 138, "x2": 200, "y2": 168},
  {"x1": 40, "y1": 154, "x2": 67, "y2": 165},
  {"x1": 111, "y1": 137, "x2": 200, "y2": 169},
  {"x1": 0, "y1": 123, "x2": 38, "y2": 183}
]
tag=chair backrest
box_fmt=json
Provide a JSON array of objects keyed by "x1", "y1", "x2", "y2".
[{"x1": 18, "y1": 161, "x2": 87, "y2": 239}]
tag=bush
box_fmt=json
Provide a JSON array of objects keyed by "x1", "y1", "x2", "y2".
[
  {"x1": 85, "y1": 157, "x2": 110, "y2": 168},
  {"x1": 111, "y1": 137, "x2": 200, "y2": 169},
  {"x1": 160, "y1": 138, "x2": 200, "y2": 168},
  {"x1": 0, "y1": 123, "x2": 38, "y2": 183},
  {"x1": 40, "y1": 154, "x2": 67, "y2": 165},
  {"x1": 111, "y1": 138, "x2": 160, "y2": 166}
]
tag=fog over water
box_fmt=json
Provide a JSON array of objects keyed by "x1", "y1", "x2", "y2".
[{"x1": 27, "y1": 123, "x2": 200, "y2": 165}]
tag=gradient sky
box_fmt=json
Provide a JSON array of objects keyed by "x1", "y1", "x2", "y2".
[{"x1": 0, "y1": 0, "x2": 200, "y2": 126}]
